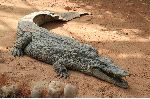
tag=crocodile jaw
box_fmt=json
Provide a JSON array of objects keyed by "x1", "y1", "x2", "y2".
[
  {"x1": 102, "y1": 63, "x2": 129, "y2": 77},
  {"x1": 91, "y1": 67, "x2": 129, "y2": 89}
]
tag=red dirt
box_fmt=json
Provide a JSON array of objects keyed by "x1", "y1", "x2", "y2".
[{"x1": 0, "y1": 0, "x2": 150, "y2": 97}]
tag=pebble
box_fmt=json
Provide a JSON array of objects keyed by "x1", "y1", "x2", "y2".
[
  {"x1": 0, "y1": 84, "x2": 20, "y2": 98},
  {"x1": 64, "y1": 84, "x2": 77, "y2": 98},
  {"x1": 31, "y1": 81, "x2": 48, "y2": 98},
  {"x1": 48, "y1": 81, "x2": 64, "y2": 98}
]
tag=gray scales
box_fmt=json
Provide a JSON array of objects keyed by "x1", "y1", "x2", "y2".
[{"x1": 11, "y1": 11, "x2": 129, "y2": 88}]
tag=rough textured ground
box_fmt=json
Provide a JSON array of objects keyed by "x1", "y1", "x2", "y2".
[{"x1": 0, "y1": 0, "x2": 150, "y2": 98}]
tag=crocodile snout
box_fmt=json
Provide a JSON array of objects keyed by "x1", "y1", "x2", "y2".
[{"x1": 102, "y1": 63, "x2": 129, "y2": 77}]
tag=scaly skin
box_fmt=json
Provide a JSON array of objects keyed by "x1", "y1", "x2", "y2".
[{"x1": 11, "y1": 11, "x2": 129, "y2": 88}]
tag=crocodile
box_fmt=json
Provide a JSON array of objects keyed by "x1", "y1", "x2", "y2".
[{"x1": 11, "y1": 11, "x2": 129, "y2": 89}]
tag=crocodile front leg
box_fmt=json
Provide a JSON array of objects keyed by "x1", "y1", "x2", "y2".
[
  {"x1": 11, "y1": 32, "x2": 32, "y2": 57},
  {"x1": 53, "y1": 59, "x2": 69, "y2": 79}
]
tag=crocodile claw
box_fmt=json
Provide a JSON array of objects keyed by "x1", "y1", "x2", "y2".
[
  {"x1": 55, "y1": 67, "x2": 69, "y2": 79},
  {"x1": 11, "y1": 47, "x2": 23, "y2": 57}
]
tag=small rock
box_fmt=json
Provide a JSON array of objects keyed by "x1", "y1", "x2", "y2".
[
  {"x1": 64, "y1": 84, "x2": 77, "y2": 98},
  {"x1": 0, "y1": 84, "x2": 20, "y2": 98},
  {"x1": 48, "y1": 81, "x2": 64, "y2": 98},
  {"x1": 31, "y1": 87, "x2": 41, "y2": 98},
  {"x1": 31, "y1": 81, "x2": 48, "y2": 98}
]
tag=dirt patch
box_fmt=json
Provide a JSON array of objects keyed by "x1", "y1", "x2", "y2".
[{"x1": 0, "y1": 0, "x2": 150, "y2": 97}]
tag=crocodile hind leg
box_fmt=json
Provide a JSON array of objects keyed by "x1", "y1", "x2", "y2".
[
  {"x1": 11, "y1": 32, "x2": 32, "y2": 57},
  {"x1": 53, "y1": 59, "x2": 69, "y2": 79}
]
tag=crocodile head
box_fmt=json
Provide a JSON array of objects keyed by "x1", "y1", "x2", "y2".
[
  {"x1": 80, "y1": 47, "x2": 129, "y2": 89},
  {"x1": 85, "y1": 57, "x2": 129, "y2": 89},
  {"x1": 74, "y1": 44, "x2": 129, "y2": 88}
]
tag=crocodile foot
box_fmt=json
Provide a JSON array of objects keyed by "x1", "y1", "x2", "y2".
[
  {"x1": 11, "y1": 47, "x2": 23, "y2": 57},
  {"x1": 55, "y1": 67, "x2": 69, "y2": 79}
]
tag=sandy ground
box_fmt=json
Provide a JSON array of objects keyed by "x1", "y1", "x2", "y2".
[{"x1": 0, "y1": 0, "x2": 150, "y2": 98}]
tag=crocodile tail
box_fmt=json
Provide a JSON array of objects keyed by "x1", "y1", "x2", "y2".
[
  {"x1": 57, "y1": 12, "x2": 90, "y2": 21},
  {"x1": 20, "y1": 11, "x2": 90, "y2": 26},
  {"x1": 16, "y1": 11, "x2": 90, "y2": 37}
]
